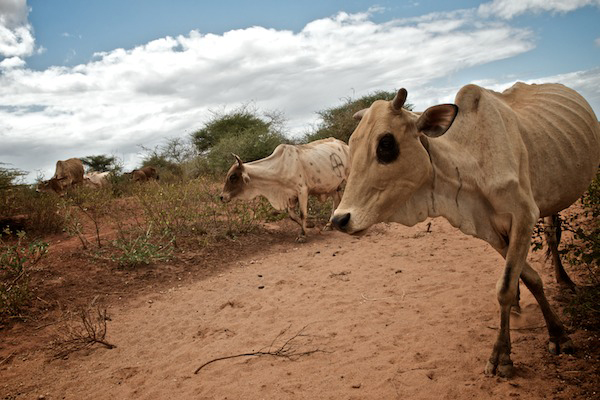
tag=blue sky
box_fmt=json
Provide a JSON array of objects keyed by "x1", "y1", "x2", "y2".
[{"x1": 1, "y1": 0, "x2": 599, "y2": 182}]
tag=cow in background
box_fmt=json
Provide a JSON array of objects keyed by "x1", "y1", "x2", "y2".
[
  {"x1": 36, "y1": 158, "x2": 84, "y2": 195},
  {"x1": 220, "y1": 138, "x2": 350, "y2": 242},
  {"x1": 83, "y1": 171, "x2": 111, "y2": 188},
  {"x1": 128, "y1": 166, "x2": 159, "y2": 182}
]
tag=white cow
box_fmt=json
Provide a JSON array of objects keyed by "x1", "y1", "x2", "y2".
[
  {"x1": 331, "y1": 83, "x2": 600, "y2": 378},
  {"x1": 83, "y1": 171, "x2": 111, "y2": 188},
  {"x1": 220, "y1": 138, "x2": 350, "y2": 241}
]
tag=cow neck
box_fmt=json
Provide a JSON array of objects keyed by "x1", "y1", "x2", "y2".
[
  {"x1": 242, "y1": 159, "x2": 296, "y2": 210},
  {"x1": 418, "y1": 135, "x2": 495, "y2": 241},
  {"x1": 244, "y1": 158, "x2": 286, "y2": 185}
]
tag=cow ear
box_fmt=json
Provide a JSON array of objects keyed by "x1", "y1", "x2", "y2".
[
  {"x1": 416, "y1": 104, "x2": 458, "y2": 138},
  {"x1": 353, "y1": 109, "x2": 367, "y2": 120},
  {"x1": 242, "y1": 171, "x2": 251, "y2": 184},
  {"x1": 232, "y1": 153, "x2": 244, "y2": 168}
]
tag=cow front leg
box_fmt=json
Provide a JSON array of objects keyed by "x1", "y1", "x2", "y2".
[
  {"x1": 485, "y1": 263, "x2": 519, "y2": 378},
  {"x1": 287, "y1": 207, "x2": 307, "y2": 242},
  {"x1": 520, "y1": 262, "x2": 574, "y2": 355},
  {"x1": 324, "y1": 189, "x2": 343, "y2": 231},
  {"x1": 485, "y1": 217, "x2": 535, "y2": 378}
]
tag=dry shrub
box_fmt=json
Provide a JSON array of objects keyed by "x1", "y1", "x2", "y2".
[
  {"x1": 51, "y1": 306, "x2": 116, "y2": 359},
  {"x1": 0, "y1": 231, "x2": 48, "y2": 322},
  {"x1": 133, "y1": 178, "x2": 259, "y2": 246},
  {"x1": 1, "y1": 187, "x2": 65, "y2": 235}
]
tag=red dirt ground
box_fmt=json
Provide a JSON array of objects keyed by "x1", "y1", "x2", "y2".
[{"x1": 1, "y1": 215, "x2": 599, "y2": 399}]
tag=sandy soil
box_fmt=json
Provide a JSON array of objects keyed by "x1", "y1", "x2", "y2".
[{"x1": 1, "y1": 217, "x2": 599, "y2": 399}]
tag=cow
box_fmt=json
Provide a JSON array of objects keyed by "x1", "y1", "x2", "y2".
[
  {"x1": 331, "y1": 83, "x2": 600, "y2": 378},
  {"x1": 129, "y1": 166, "x2": 159, "y2": 182},
  {"x1": 220, "y1": 138, "x2": 350, "y2": 242},
  {"x1": 36, "y1": 158, "x2": 85, "y2": 195},
  {"x1": 83, "y1": 171, "x2": 111, "y2": 188}
]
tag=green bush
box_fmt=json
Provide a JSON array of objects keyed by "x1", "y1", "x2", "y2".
[
  {"x1": 0, "y1": 230, "x2": 48, "y2": 320},
  {"x1": 191, "y1": 106, "x2": 288, "y2": 175},
  {"x1": 304, "y1": 90, "x2": 412, "y2": 143},
  {"x1": 110, "y1": 226, "x2": 173, "y2": 268}
]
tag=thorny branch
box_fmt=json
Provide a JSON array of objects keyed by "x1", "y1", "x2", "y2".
[
  {"x1": 52, "y1": 306, "x2": 116, "y2": 359},
  {"x1": 194, "y1": 325, "x2": 326, "y2": 374}
]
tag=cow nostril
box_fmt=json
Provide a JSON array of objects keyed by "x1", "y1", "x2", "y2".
[
  {"x1": 331, "y1": 213, "x2": 351, "y2": 231},
  {"x1": 219, "y1": 195, "x2": 224, "y2": 202}
]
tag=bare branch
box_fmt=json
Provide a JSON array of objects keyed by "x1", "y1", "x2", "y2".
[{"x1": 194, "y1": 325, "x2": 326, "y2": 375}]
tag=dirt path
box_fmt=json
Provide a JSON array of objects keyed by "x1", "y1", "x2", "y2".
[{"x1": 1, "y1": 218, "x2": 598, "y2": 399}]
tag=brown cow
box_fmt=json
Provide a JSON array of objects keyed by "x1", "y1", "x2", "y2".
[
  {"x1": 36, "y1": 158, "x2": 85, "y2": 195},
  {"x1": 129, "y1": 166, "x2": 159, "y2": 182}
]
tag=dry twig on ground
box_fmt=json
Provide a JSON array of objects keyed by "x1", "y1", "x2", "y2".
[
  {"x1": 51, "y1": 306, "x2": 116, "y2": 359},
  {"x1": 194, "y1": 325, "x2": 325, "y2": 374}
]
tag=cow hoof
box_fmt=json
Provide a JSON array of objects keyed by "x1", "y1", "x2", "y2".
[
  {"x1": 484, "y1": 360, "x2": 514, "y2": 378},
  {"x1": 497, "y1": 362, "x2": 515, "y2": 378},
  {"x1": 295, "y1": 236, "x2": 307, "y2": 243},
  {"x1": 549, "y1": 336, "x2": 574, "y2": 355},
  {"x1": 322, "y1": 224, "x2": 333, "y2": 231},
  {"x1": 484, "y1": 361, "x2": 496, "y2": 376}
]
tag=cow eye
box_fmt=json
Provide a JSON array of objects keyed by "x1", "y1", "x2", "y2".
[
  {"x1": 229, "y1": 174, "x2": 238, "y2": 183},
  {"x1": 376, "y1": 133, "x2": 399, "y2": 164}
]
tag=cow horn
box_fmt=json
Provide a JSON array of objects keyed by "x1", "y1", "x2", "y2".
[
  {"x1": 392, "y1": 88, "x2": 408, "y2": 111},
  {"x1": 232, "y1": 153, "x2": 243, "y2": 167}
]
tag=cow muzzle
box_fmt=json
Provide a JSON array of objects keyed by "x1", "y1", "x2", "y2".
[
  {"x1": 330, "y1": 212, "x2": 351, "y2": 232},
  {"x1": 220, "y1": 193, "x2": 231, "y2": 203}
]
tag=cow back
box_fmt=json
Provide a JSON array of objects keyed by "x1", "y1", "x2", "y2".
[{"x1": 450, "y1": 83, "x2": 600, "y2": 217}]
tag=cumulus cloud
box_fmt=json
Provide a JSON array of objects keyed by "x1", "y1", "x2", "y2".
[
  {"x1": 478, "y1": 0, "x2": 600, "y2": 19},
  {"x1": 1, "y1": 5, "x2": 599, "y2": 182},
  {"x1": 0, "y1": 9, "x2": 541, "y2": 180},
  {"x1": 0, "y1": 0, "x2": 36, "y2": 61}
]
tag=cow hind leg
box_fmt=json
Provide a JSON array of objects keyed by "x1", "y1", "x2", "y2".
[
  {"x1": 520, "y1": 262, "x2": 574, "y2": 355},
  {"x1": 543, "y1": 215, "x2": 576, "y2": 290}
]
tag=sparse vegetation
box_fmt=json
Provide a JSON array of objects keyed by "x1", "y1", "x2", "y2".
[
  {"x1": 532, "y1": 170, "x2": 600, "y2": 329},
  {"x1": 109, "y1": 226, "x2": 174, "y2": 268},
  {"x1": 0, "y1": 230, "x2": 48, "y2": 321}
]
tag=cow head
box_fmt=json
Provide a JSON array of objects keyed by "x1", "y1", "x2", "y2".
[
  {"x1": 36, "y1": 176, "x2": 68, "y2": 195},
  {"x1": 220, "y1": 154, "x2": 251, "y2": 203},
  {"x1": 331, "y1": 88, "x2": 458, "y2": 233}
]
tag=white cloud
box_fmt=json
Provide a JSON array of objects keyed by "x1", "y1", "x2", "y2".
[
  {"x1": 478, "y1": 0, "x2": 600, "y2": 19},
  {"x1": 0, "y1": 9, "x2": 541, "y2": 181},
  {"x1": 0, "y1": 55, "x2": 24, "y2": 69},
  {"x1": 2, "y1": 6, "x2": 600, "y2": 183},
  {"x1": 0, "y1": 0, "x2": 36, "y2": 58},
  {"x1": 408, "y1": 68, "x2": 600, "y2": 116}
]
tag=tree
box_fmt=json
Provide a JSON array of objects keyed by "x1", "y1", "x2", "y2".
[
  {"x1": 0, "y1": 164, "x2": 25, "y2": 190},
  {"x1": 80, "y1": 155, "x2": 121, "y2": 173},
  {"x1": 191, "y1": 105, "x2": 288, "y2": 174},
  {"x1": 304, "y1": 90, "x2": 414, "y2": 144}
]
